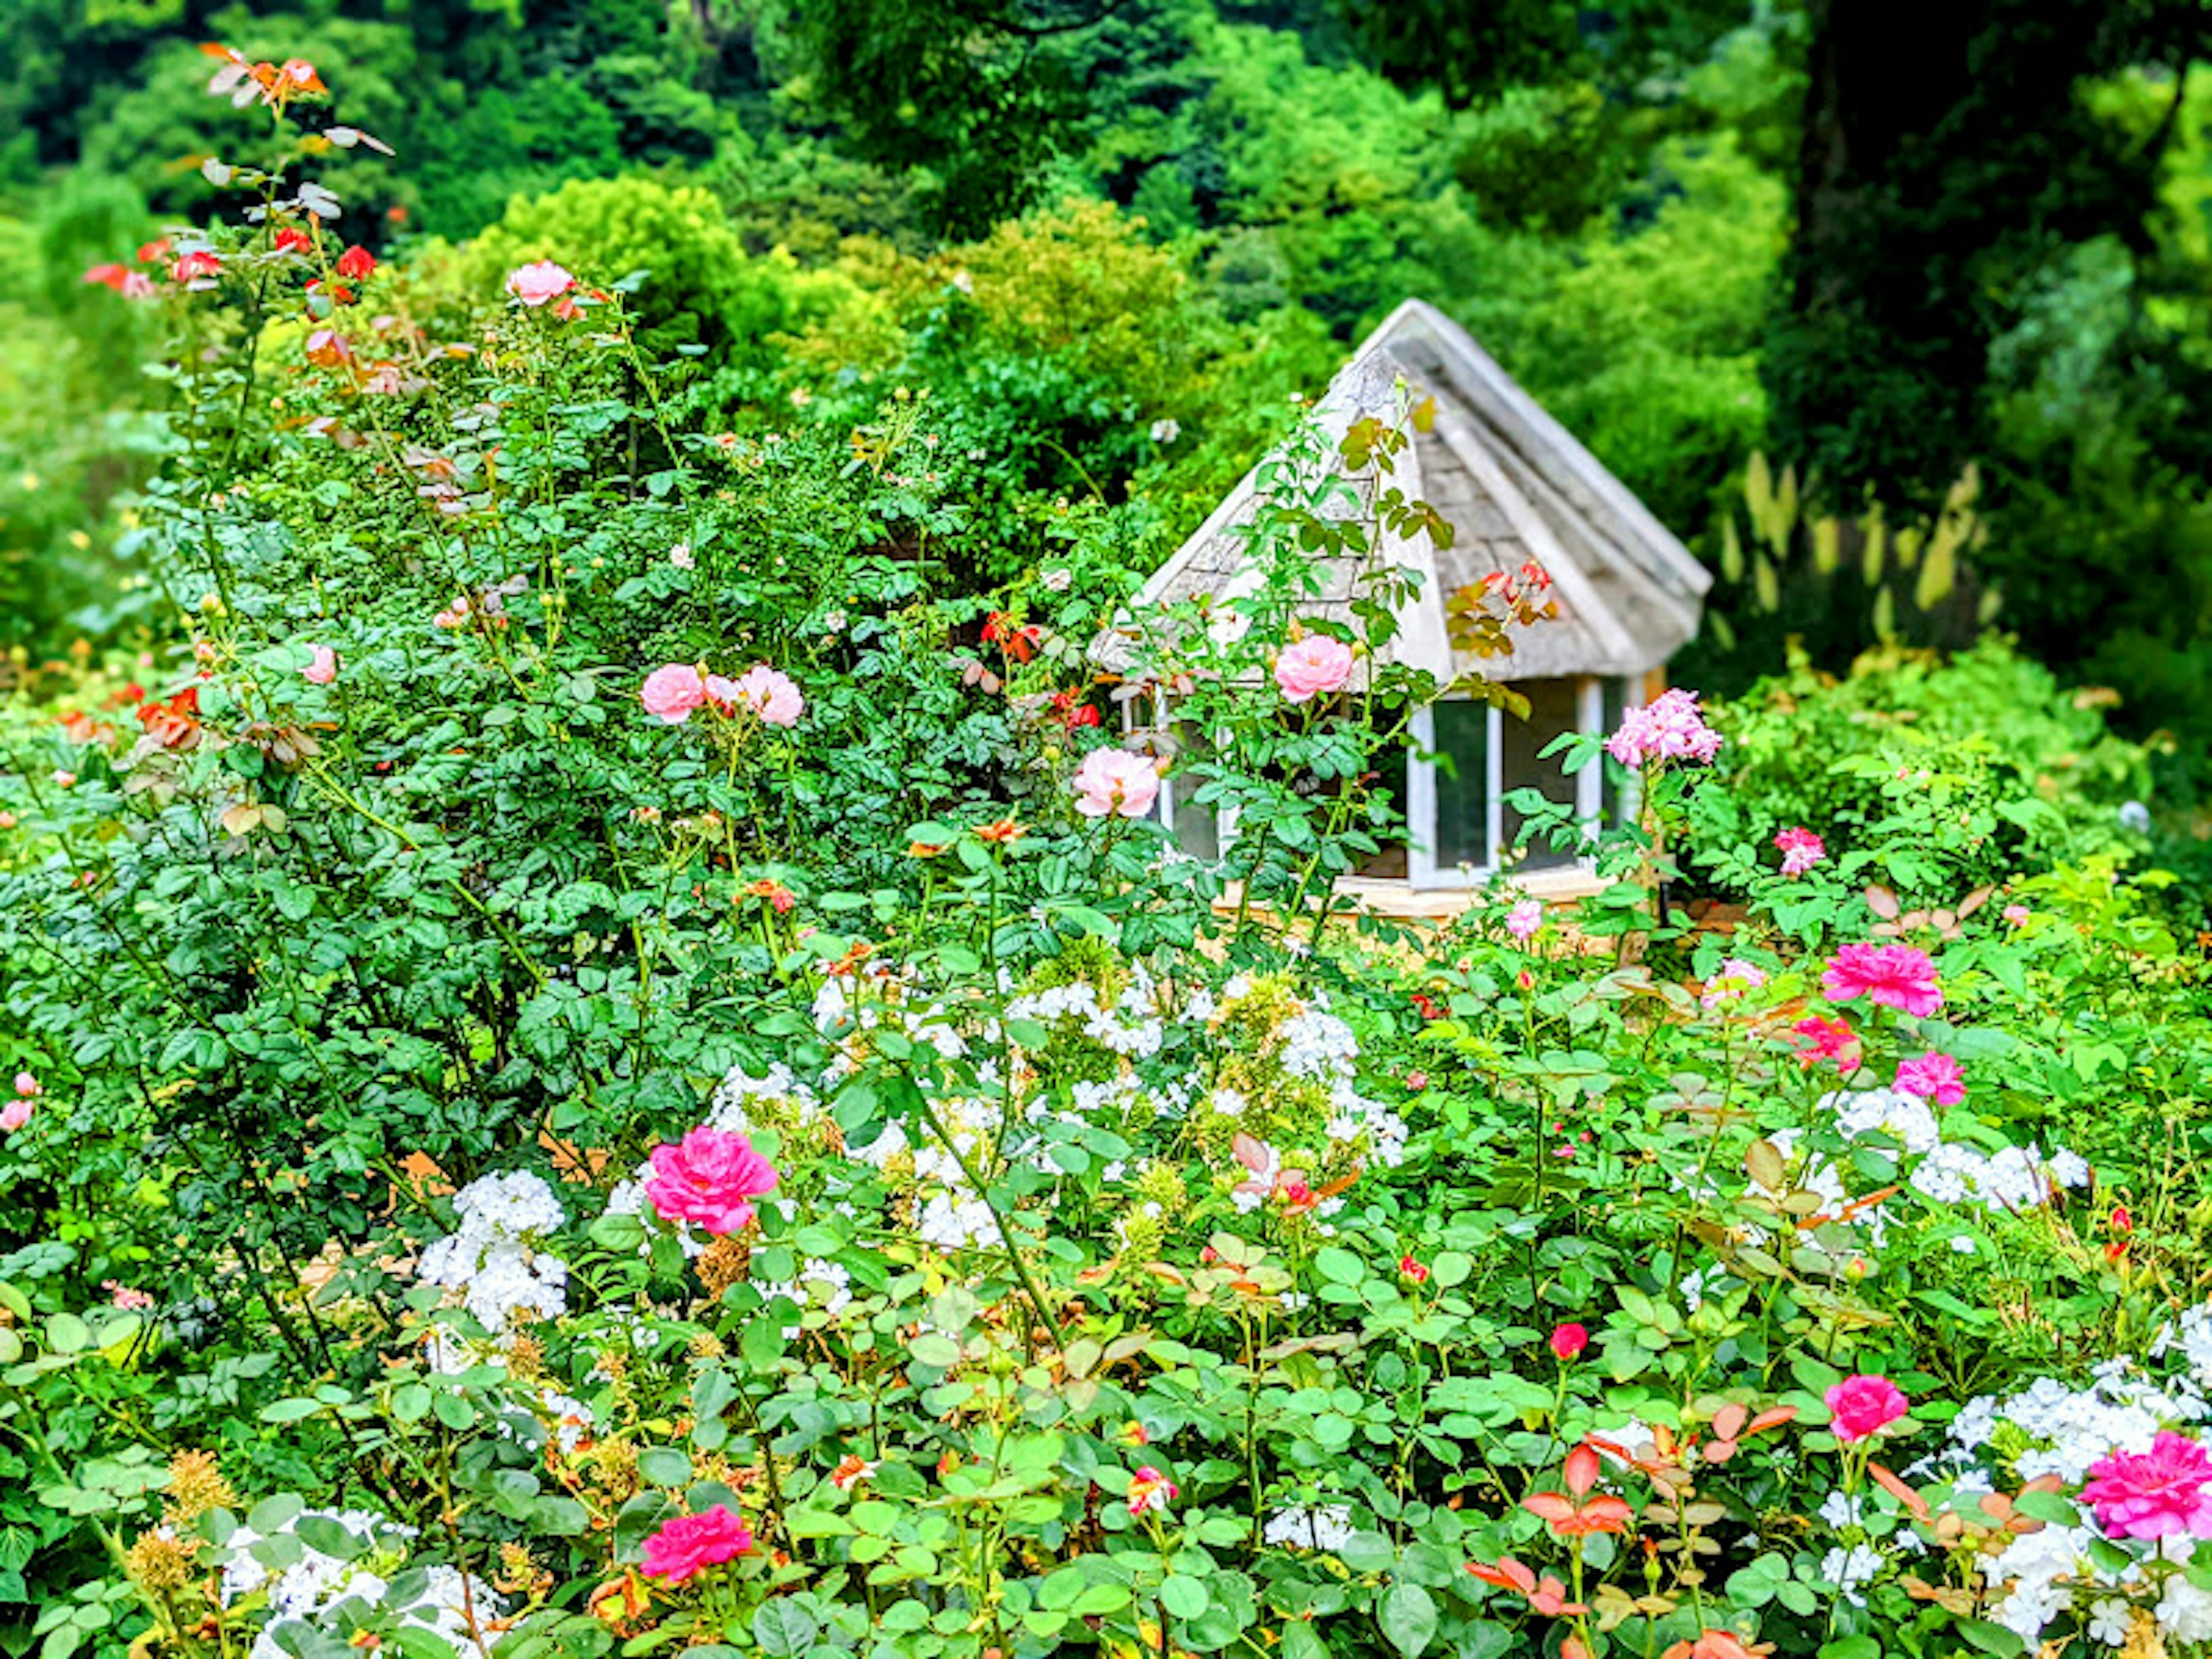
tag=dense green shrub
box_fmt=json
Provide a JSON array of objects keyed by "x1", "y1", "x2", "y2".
[{"x1": 1683, "y1": 638, "x2": 2156, "y2": 911}]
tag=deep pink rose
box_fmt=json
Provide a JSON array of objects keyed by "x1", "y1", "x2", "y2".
[
  {"x1": 506, "y1": 260, "x2": 577, "y2": 307},
  {"x1": 1822, "y1": 944, "x2": 1942, "y2": 1019},
  {"x1": 1825, "y1": 1374, "x2": 1908, "y2": 1444},
  {"x1": 640, "y1": 1503, "x2": 754, "y2": 1583},
  {"x1": 1775, "y1": 827, "x2": 1825, "y2": 876},
  {"x1": 641, "y1": 664, "x2": 709, "y2": 724},
  {"x1": 1549, "y1": 1323, "x2": 1589, "y2": 1361},
  {"x1": 1071, "y1": 748, "x2": 1161, "y2": 819},
  {"x1": 644, "y1": 1126, "x2": 778, "y2": 1235},
  {"x1": 1274, "y1": 635, "x2": 1354, "y2": 703},
  {"x1": 2080, "y1": 1432, "x2": 2212, "y2": 1541},
  {"x1": 302, "y1": 645, "x2": 338, "y2": 685},
  {"x1": 1893, "y1": 1052, "x2": 1966, "y2": 1106},
  {"x1": 732, "y1": 665, "x2": 804, "y2": 727}
]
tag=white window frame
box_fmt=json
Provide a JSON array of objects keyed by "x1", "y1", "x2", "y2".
[{"x1": 1166, "y1": 674, "x2": 1629, "y2": 889}]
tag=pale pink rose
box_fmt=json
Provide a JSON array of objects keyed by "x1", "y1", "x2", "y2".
[
  {"x1": 105, "y1": 1282, "x2": 155, "y2": 1310},
  {"x1": 0, "y1": 1100, "x2": 30, "y2": 1133},
  {"x1": 1700, "y1": 956, "x2": 1767, "y2": 1008},
  {"x1": 2003, "y1": 904, "x2": 2031, "y2": 927},
  {"x1": 505, "y1": 260, "x2": 577, "y2": 307},
  {"x1": 1071, "y1": 748, "x2": 1161, "y2": 819},
  {"x1": 14, "y1": 1073, "x2": 40, "y2": 1098},
  {"x1": 1505, "y1": 899, "x2": 1543, "y2": 941},
  {"x1": 1605, "y1": 688, "x2": 1722, "y2": 770},
  {"x1": 641, "y1": 664, "x2": 709, "y2": 724},
  {"x1": 302, "y1": 645, "x2": 338, "y2": 684},
  {"x1": 732, "y1": 665, "x2": 804, "y2": 727},
  {"x1": 669, "y1": 543, "x2": 695, "y2": 570},
  {"x1": 1274, "y1": 634, "x2": 1355, "y2": 703}
]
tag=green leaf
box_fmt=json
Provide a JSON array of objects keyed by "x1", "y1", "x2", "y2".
[
  {"x1": 1161, "y1": 1577, "x2": 1210, "y2": 1620},
  {"x1": 751, "y1": 1600, "x2": 819, "y2": 1656},
  {"x1": 908, "y1": 1334, "x2": 961, "y2": 1368},
  {"x1": 1376, "y1": 1582, "x2": 1437, "y2": 1659},
  {"x1": 637, "y1": 1448, "x2": 692, "y2": 1488}
]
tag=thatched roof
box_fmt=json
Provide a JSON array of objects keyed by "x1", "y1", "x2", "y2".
[{"x1": 1095, "y1": 298, "x2": 1711, "y2": 684}]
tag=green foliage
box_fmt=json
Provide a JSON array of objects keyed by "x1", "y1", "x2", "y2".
[{"x1": 1686, "y1": 638, "x2": 2156, "y2": 911}]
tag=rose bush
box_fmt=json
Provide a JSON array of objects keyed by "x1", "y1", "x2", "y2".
[{"x1": 0, "y1": 55, "x2": 2208, "y2": 1659}]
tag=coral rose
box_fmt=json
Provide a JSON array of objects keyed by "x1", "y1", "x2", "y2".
[
  {"x1": 1071, "y1": 748, "x2": 1161, "y2": 819},
  {"x1": 639, "y1": 1504, "x2": 753, "y2": 1584},
  {"x1": 1824, "y1": 1374, "x2": 1908, "y2": 1443},
  {"x1": 1274, "y1": 634, "x2": 1355, "y2": 703},
  {"x1": 643, "y1": 1127, "x2": 778, "y2": 1235}
]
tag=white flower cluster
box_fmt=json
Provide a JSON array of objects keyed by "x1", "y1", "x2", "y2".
[
  {"x1": 1004, "y1": 967, "x2": 1166, "y2": 1059},
  {"x1": 1813, "y1": 1085, "x2": 2091, "y2": 1215},
  {"x1": 1985, "y1": 1527, "x2": 2212, "y2": 1647},
  {"x1": 2152, "y1": 1301, "x2": 2212, "y2": 1392},
  {"x1": 220, "y1": 1510, "x2": 501, "y2": 1659},
  {"x1": 1900, "y1": 1342, "x2": 2212, "y2": 1651},
  {"x1": 1942, "y1": 1358, "x2": 2207, "y2": 1483},
  {"x1": 416, "y1": 1171, "x2": 568, "y2": 1339},
  {"x1": 709, "y1": 1061, "x2": 822, "y2": 1135},
  {"x1": 1263, "y1": 1503, "x2": 1357, "y2": 1551}
]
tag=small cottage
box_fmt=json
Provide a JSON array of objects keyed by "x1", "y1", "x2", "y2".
[{"x1": 1104, "y1": 298, "x2": 1711, "y2": 897}]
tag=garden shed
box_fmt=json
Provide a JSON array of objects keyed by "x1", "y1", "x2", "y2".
[{"x1": 1105, "y1": 298, "x2": 1712, "y2": 897}]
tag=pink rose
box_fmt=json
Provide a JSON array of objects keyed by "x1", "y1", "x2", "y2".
[
  {"x1": 1824, "y1": 1374, "x2": 1908, "y2": 1444},
  {"x1": 1822, "y1": 943, "x2": 1942, "y2": 1019},
  {"x1": 640, "y1": 1504, "x2": 754, "y2": 1584},
  {"x1": 1775, "y1": 827, "x2": 1825, "y2": 876},
  {"x1": 1549, "y1": 1323, "x2": 1589, "y2": 1361},
  {"x1": 1791, "y1": 1016, "x2": 1862, "y2": 1075},
  {"x1": 302, "y1": 645, "x2": 338, "y2": 685},
  {"x1": 1893, "y1": 1052, "x2": 1965, "y2": 1106},
  {"x1": 1700, "y1": 957, "x2": 1767, "y2": 1007},
  {"x1": 731, "y1": 665, "x2": 804, "y2": 727},
  {"x1": 641, "y1": 664, "x2": 709, "y2": 724},
  {"x1": 2003, "y1": 904, "x2": 2031, "y2": 927},
  {"x1": 14, "y1": 1073, "x2": 40, "y2": 1098},
  {"x1": 1604, "y1": 688, "x2": 1722, "y2": 770},
  {"x1": 1506, "y1": 899, "x2": 1543, "y2": 941},
  {"x1": 2080, "y1": 1431, "x2": 2212, "y2": 1541},
  {"x1": 1071, "y1": 748, "x2": 1161, "y2": 819},
  {"x1": 1274, "y1": 634, "x2": 1355, "y2": 703},
  {"x1": 644, "y1": 1126, "x2": 778, "y2": 1235},
  {"x1": 0, "y1": 1099, "x2": 30, "y2": 1133},
  {"x1": 506, "y1": 260, "x2": 577, "y2": 308}
]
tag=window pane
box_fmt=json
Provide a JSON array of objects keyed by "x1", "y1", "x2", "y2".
[
  {"x1": 1602, "y1": 677, "x2": 1629, "y2": 826},
  {"x1": 1431, "y1": 699, "x2": 1489, "y2": 871},
  {"x1": 1171, "y1": 777, "x2": 1219, "y2": 861},
  {"x1": 1502, "y1": 677, "x2": 1581, "y2": 869}
]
